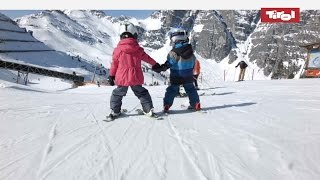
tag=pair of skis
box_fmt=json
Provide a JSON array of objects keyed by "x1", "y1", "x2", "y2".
[
  {"x1": 104, "y1": 106, "x2": 206, "y2": 122},
  {"x1": 104, "y1": 109, "x2": 164, "y2": 122}
]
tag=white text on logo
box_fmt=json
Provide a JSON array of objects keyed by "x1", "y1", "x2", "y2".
[{"x1": 265, "y1": 10, "x2": 296, "y2": 21}]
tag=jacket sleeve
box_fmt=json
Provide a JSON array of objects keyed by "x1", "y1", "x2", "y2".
[
  {"x1": 235, "y1": 62, "x2": 240, "y2": 67},
  {"x1": 140, "y1": 47, "x2": 157, "y2": 66},
  {"x1": 109, "y1": 48, "x2": 120, "y2": 76}
]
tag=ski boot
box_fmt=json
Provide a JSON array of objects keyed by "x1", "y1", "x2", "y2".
[
  {"x1": 106, "y1": 110, "x2": 122, "y2": 121},
  {"x1": 187, "y1": 102, "x2": 201, "y2": 111}
]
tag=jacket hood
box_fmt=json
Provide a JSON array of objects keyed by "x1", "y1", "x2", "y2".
[
  {"x1": 117, "y1": 38, "x2": 141, "y2": 54},
  {"x1": 172, "y1": 43, "x2": 194, "y2": 59}
]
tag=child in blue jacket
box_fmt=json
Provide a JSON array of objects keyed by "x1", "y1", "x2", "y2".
[{"x1": 161, "y1": 28, "x2": 201, "y2": 112}]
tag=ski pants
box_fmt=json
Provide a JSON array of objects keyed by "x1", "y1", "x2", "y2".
[
  {"x1": 110, "y1": 85, "x2": 153, "y2": 113},
  {"x1": 163, "y1": 83, "x2": 200, "y2": 108},
  {"x1": 238, "y1": 68, "x2": 246, "y2": 81}
]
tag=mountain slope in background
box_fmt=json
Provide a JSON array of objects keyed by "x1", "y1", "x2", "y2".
[
  {"x1": 1, "y1": 10, "x2": 320, "y2": 88},
  {"x1": 0, "y1": 12, "x2": 102, "y2": 86},
  {"x1": 16, "y1": 10, "x2": 320, "y2": 80},
  {"x1": 0, "y1": 12, "x2": 165, "y2": 88}
]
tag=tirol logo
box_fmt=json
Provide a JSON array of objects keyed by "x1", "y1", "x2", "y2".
[{"x1": 261, "y1": 8, "x2": 300, "y2": 23}]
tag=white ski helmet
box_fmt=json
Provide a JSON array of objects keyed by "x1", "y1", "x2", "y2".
[
  {"x1": 168, "y1": 27, "x2": 189, "y2": 44},
  {"x1": 119, "y1": 22, "x2": 138, "y2": 39}
]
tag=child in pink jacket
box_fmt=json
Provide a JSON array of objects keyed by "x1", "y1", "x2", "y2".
[{"x1": 107, "y1": 22, "x2": 162, "y2": 119}]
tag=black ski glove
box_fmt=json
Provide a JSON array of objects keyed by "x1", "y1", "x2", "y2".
[
  {"x1": 152, "y1": 63, "x2": 162, "y2": 73},
  {"x1": 160, "y1": 63, "x2": 170, "y2": 71},
  {"x1": 107, "y1": 76, "x2": 115, "y2": 86}
]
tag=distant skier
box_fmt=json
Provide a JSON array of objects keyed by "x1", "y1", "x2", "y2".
[
  {"x1": 193, "y1": 59, "x2": 201, "y2": 90},
  {"x1": 235, "y1": 60, "x2": 248, "y2": 81},
  {"x1": 160, "y1": 27, "x2": 201, "y2": 112},
  {"x1": 107, "y1": 22, "x2": 162, "y2": 119}
]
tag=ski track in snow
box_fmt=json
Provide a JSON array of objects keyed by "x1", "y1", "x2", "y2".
[
  {"x1": 37, "y1": 111, "x2": 60, "y2": 179},
  {"x1": 166, "y1": 115, "x2": 210, "y2": 180},
  {"x1": 118, "y1": 117, "x2": 156, "y2": 180},
  {"x1": 88, "y1": 104, "x2": 117, "y2": 180},
  {"x1": 1, "y1": 80, "x2": 320, "y2": 180},
  {"x1": 38, "y1": 126, "x2": 108, "y2": 180}
]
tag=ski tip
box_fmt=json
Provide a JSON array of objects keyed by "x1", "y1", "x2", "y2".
[
  {"x1": 197, "y1": 110, "x2": 208, "y2": 113},
  {"x1": 103, "y1": 118, "x2": 115, "y2": 122}
]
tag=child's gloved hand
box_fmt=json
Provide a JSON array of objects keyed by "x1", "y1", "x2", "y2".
[
  {"x1": 152, "y1": 63, "x2": 162, "y2": 73},
  {"x1": 160, "y1": 63, "x2": 170, "y2": 71},
  {"x1": 107, "y1": 76, "x2": 115, "y2": 86}
]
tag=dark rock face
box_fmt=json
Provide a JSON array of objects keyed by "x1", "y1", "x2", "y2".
[
  {"x1": 249, "y1": 10, "x2": 320, "y2": 78},
  {"x1": 142, "y1": 10, "x2": 259, "y2": 62},
  {"x1": 144, "y1": 10, "x2": 320, "y2": 78}
]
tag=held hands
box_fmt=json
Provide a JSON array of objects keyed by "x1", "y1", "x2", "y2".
[
  {"x1": 160, "y1": 63, "x2": 170, "y2": 71},
  {"x1": 152, "y1": 63, "x2": 162, "y2": 73},
  {"x1": 152, "y1": 62, "x2": 170, "y2": 73},
  {"x1": 107, "y1": 76, "x2": 115, "y2": 86}
]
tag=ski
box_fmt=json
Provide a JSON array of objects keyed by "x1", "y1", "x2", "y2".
[
  {"x1": 198, "y1": 92, "x2": 205, "y2": 96},
  {"x1": 199, "y1": 92, "x2": 215, "y2": 96},
  {"x1": 162, "y1": 110, "x2": 170, "y2": 116},
  {"x1": 180, "y1": 104, "x2": 208, "y2": 114},
  {"x1": 135, "y1": 109, "x2": 164, "y2": 120},
  {"x1": 103, "y1": 109, "x2": 128, "y2": 122}
]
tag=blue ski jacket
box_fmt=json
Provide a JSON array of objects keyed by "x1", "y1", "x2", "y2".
[{"x1": 164, "y1": 42, "x2": 196, "y2": 85}]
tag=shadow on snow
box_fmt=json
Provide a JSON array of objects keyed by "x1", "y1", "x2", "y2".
[{"x1": 167, "y1": 102, "x2": 257, "y2": 115}]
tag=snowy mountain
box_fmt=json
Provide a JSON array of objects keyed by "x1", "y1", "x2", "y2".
[
  {"x1": 2, "y1": 10, "x2": 320, "y2": 87},
  {"x1": 0, "y1": 12, "x2": 109, "y2": 88},
  {"x1": 15, "y1": 10, "x2": 320, "y2": 81},
  {"x1": 15, "y1": 10, "x2": 119, "y2": 67},
  {"x1": 1, "y1": 77, "x2": 320, "y2": 180},
  {"x1": 0, "y1": 11, "x2": 165, "y2": 88},
  {"x1": 142, "y1": 10, "x2": 320, "y2": 79},
  {"x1": 15, "y1": 10, "x2": 164, "y2": 69},
  {"x1": 12, "y1": 10, "x2": 264, "y2": 83}
]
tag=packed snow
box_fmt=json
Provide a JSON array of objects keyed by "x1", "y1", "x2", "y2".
[
  {"x1": 1, "y1": 10, "x2": 320, "y2": 180},
  {"x1": 1, "y1": 78, "x2": 320, "y2": 180}
]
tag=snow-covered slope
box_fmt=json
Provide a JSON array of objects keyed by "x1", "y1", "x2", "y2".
[
  {"x1": 1, "y1": 10, "x2": 320, "y2": 180},
  {"x1": 1, "y1": 11, "x2": 164, "y2": 87},
  {"x1": 0, "y1": 12, "x2": 103, "y2": 87},
  {"x1": 16, "y1": 10, "x2": 126, "y2": 68},
  {"x1": 15, "y1": 10, "x2": 165, "y2": 70},
  {"x1": 1, "y1": 78, "x2": 320, "y2": 180}
]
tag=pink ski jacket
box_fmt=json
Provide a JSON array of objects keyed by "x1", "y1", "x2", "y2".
[{"x1": 109, "y1": 38, "x2": 157, "y2": 86}]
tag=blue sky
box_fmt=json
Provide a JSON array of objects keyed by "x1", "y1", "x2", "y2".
[{"x1": 0, "y1": 10, "x2": 155, "y2": 19}]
